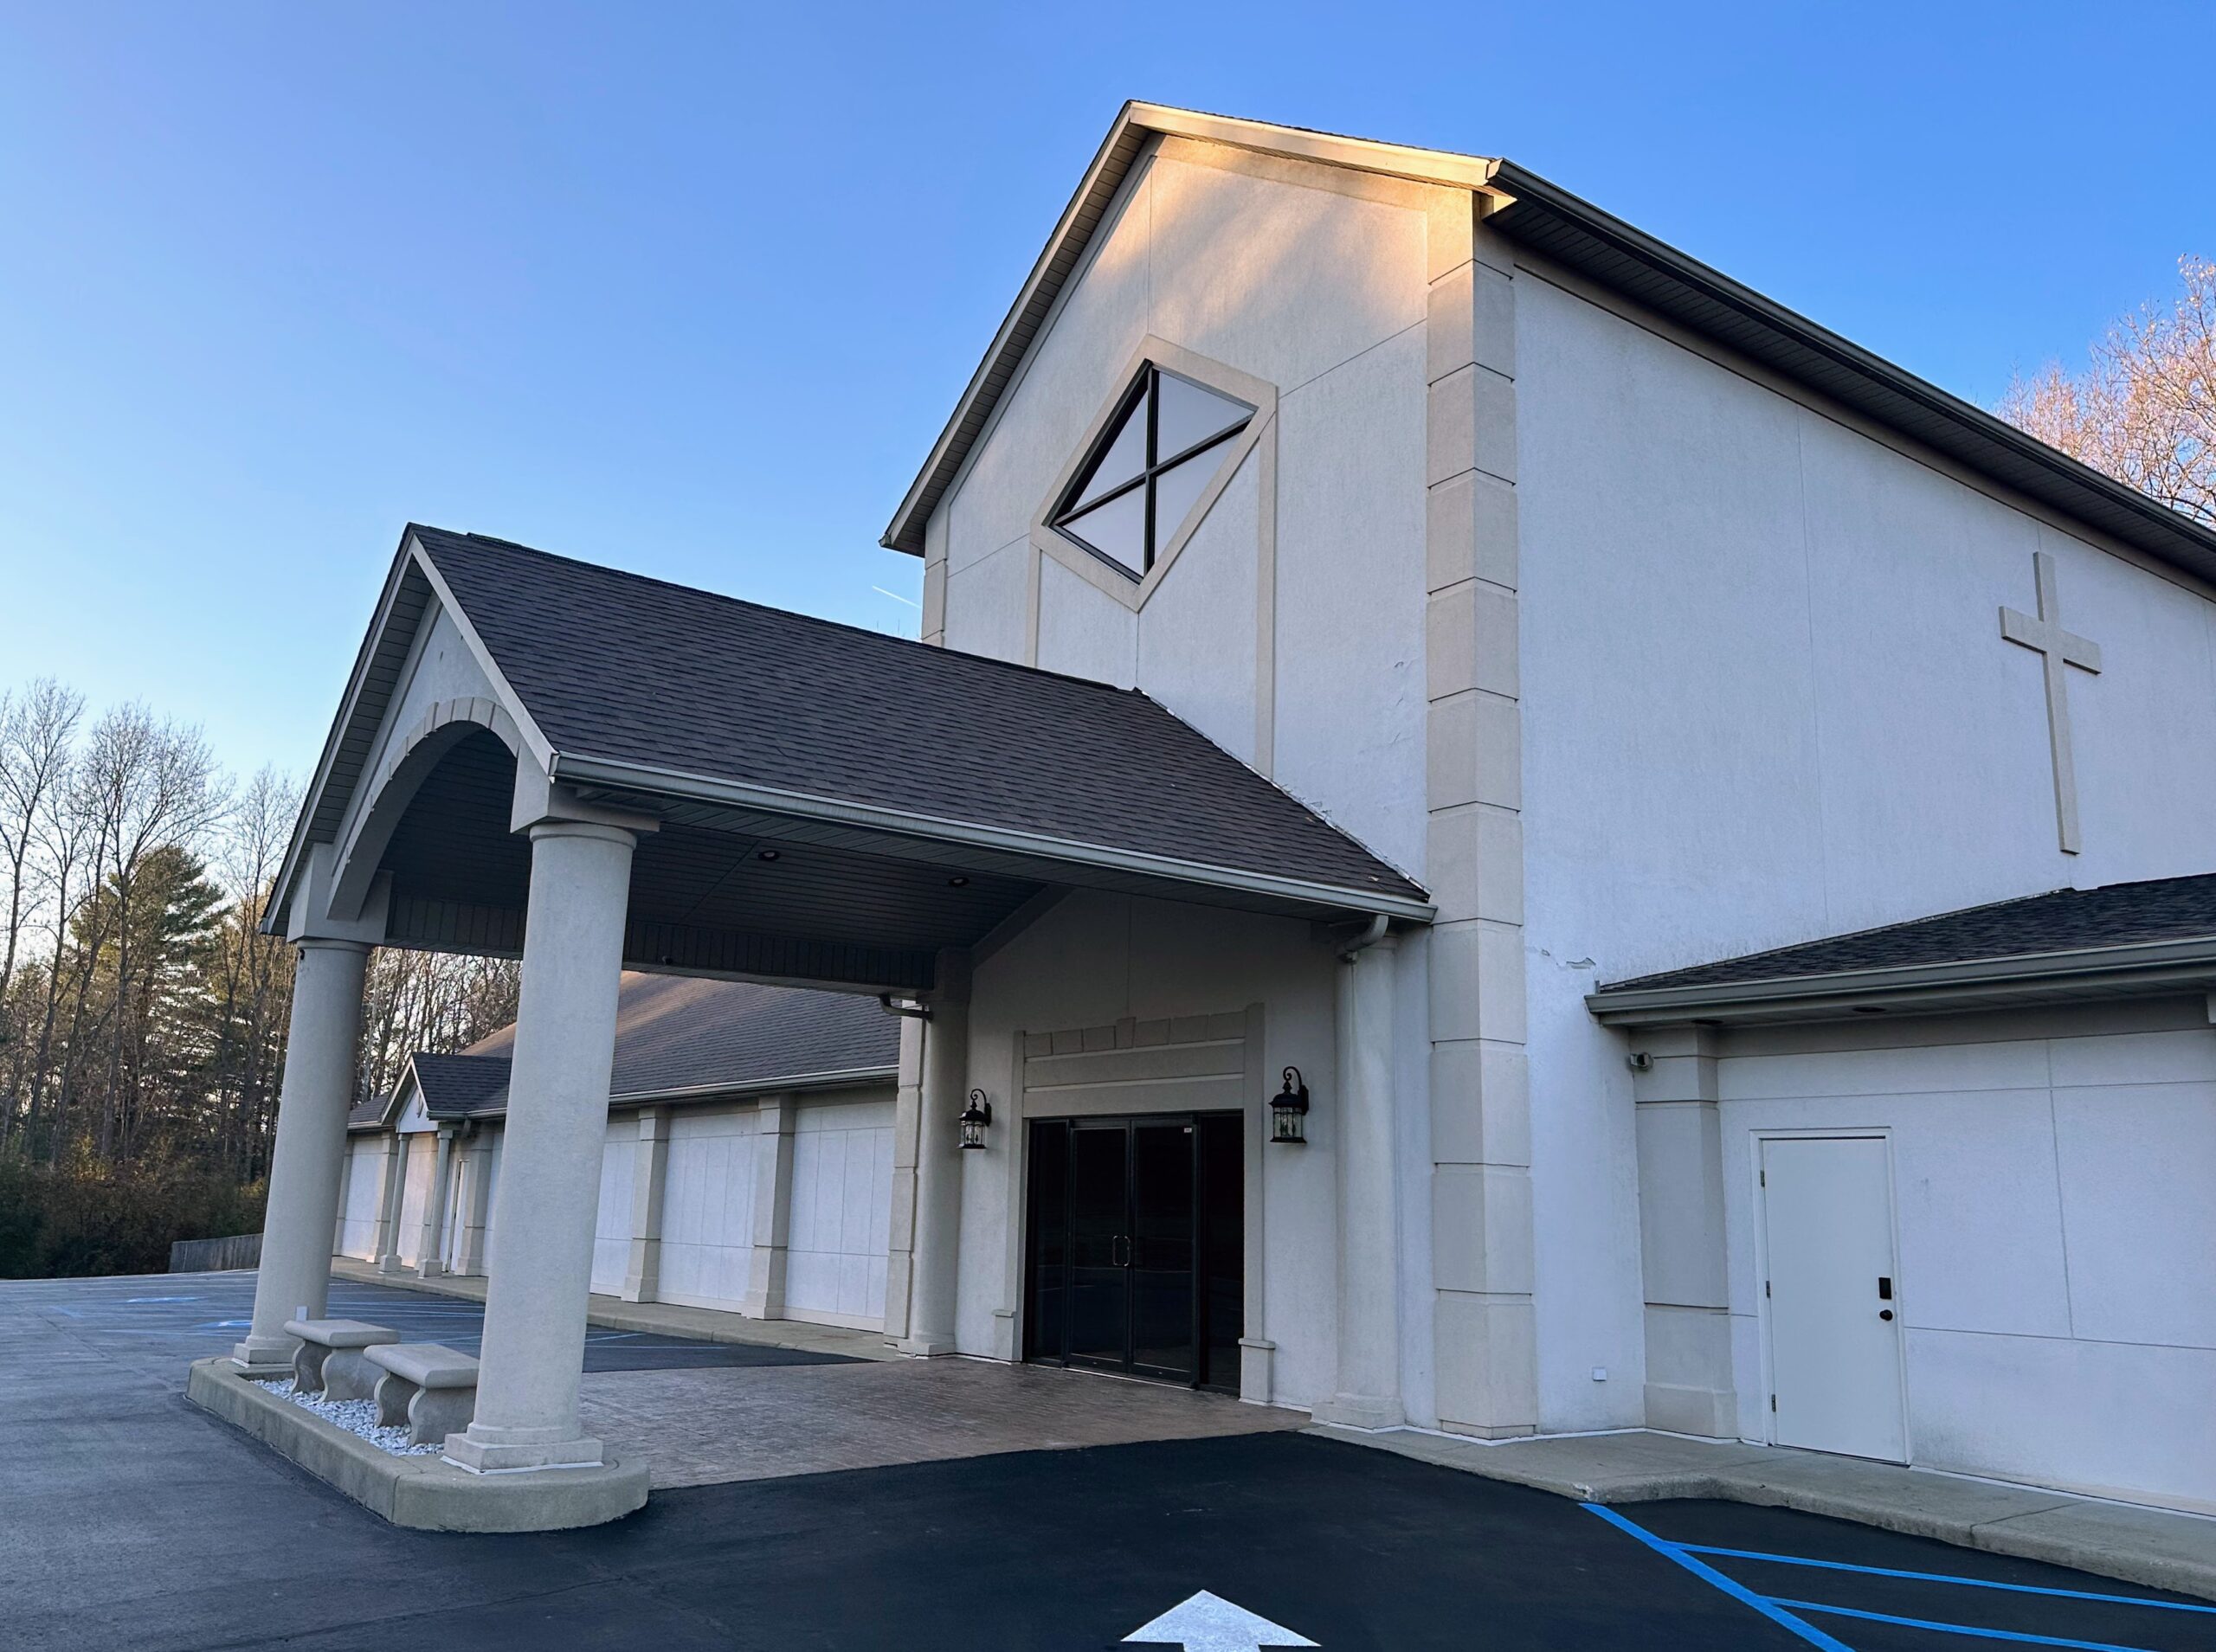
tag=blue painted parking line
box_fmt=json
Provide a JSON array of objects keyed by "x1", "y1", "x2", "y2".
[
  {"x1": 1674, "y1": 1545, "x2": 2216, "y2": 1616},
  {"x1": 1772, "y1": 1598, "x2": 2149, "y2": 1649},
  {"x1": 1586, "y1": 1504, "x2": 2193, "y2": 1649},
  {"x1": 1583, "y1": 1504, "x2": 1853, "y2": 1648}
]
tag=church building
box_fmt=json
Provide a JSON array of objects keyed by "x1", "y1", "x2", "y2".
[{"x1": 229, "y1": 104, "x2": 2215, "y2": 1524}]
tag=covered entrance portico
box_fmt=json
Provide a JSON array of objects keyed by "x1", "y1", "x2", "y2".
[{"x1": 225, "y1": 525, "x2": 1432, "y2": 1527}]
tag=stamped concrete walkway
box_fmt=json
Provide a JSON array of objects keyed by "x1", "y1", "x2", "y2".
[
  {"x1": 1311, "y1": 1422, "x2": 2216, "y2": 1603},
  {"x1": 586, "y1": 1359, "x2": 1305, "y2": 1488},
  {"x1": 328, "y1": 1255, "x2": 893, "y2": 1361}
]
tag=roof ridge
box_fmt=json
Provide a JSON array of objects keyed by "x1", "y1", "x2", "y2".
[{"x1": 406, "y1": 523, "x2": 1174, "y2": 705}]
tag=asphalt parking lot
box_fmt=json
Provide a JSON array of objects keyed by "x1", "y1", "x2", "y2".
[{"x1": 4, "y1": 1270, "x2": 2208, "y2": 1650}]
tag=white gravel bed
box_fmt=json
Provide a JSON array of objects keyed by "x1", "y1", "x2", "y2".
[{"x1": 255, "y1": 1377, "x2": 444, "y2": 1456}]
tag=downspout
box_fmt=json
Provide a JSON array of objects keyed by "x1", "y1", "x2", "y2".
[{"x1": 1337, "y1": 912, "x2": 1391, "y2": 962}]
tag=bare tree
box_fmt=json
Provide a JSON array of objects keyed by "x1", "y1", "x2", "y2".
[
  {"x1": 2002, "y1": 256, "x2": 2216, "y2": 526},
  {"x1": 0, "y1": 680, "x2": 84, "y2": 1002}
]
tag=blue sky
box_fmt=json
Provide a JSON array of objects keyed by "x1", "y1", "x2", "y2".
[{"x1": 1, "y1": 2, "x2": 2206, "y2": 781}]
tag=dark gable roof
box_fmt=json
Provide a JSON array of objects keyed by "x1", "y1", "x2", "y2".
[
  {"x1": 390, "y1": 973, "x2": 900, "y2": 1124},
  {"x1": 409, "y1": 1052, "x2": 512, "y2": 1118},
  {"x1": 411, "y1": 525, "x2": 1423, "y2": 905},
  {"x1": 1597, "y1": 872, "x2": 2216, "y2": 997}
]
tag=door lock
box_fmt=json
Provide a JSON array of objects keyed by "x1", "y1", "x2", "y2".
[{"x1": 1878, "y1": 1276, "x2": 1894, "y2": 1321}]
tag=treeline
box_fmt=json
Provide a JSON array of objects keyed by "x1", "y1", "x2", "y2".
[{"x1": 0, "y1": 678, "x2": 519, "y2": 1276}]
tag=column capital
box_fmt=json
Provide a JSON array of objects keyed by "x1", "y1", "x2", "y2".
[
  {"x1": 525, "y1": 818, "x2": 642, "y2": 850},
  {"x1": 510, "y1": 760, "x2": 660, "y2": 838},
  {"x1": 293, "y1": 935, "x2": 372, "y2": 956}
]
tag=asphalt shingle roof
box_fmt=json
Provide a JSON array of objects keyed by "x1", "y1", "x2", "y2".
[
  {"x1": 388, "y1": 972, "x2": 899, "y2": 1122},
  {"x1": 1597, "y1": 871, "x2": 2216, "y2": 995},
  {"x1": 409, "y1": 525, "x2": 1424, "y2": 904}
]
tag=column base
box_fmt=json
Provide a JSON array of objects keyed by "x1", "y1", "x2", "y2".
[
  {"x1": 896, "y1": 1334, "x2": 957, "y2": 1357},
  {"x1": 230, "y1": 1334, "x2": 298, "y2": 1379},
  {"x1": 1311, "y1": 1392, "x2": 1405, "y2": 1431},
  {"x1": 417, "y1": 1259, "x2": 445, "y2": 1278},
  {"x1": 443, "y1": 1423, "x2": 605, "y2": 1474},
  {"x1": 376, "y1": 1255, "x2": 409, "y2": 1276}
]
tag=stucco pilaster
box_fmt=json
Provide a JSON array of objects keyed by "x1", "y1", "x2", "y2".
[
  {"x1": 1632, "y1": 1023, "x2": 1736, "y2": 1437},
  {"x1": 742, "y1": 1095, "x2": 797, "y2": 1318},
  {"x1": 416, "y1": 1124, "x2": 457, "y2": 1276},
  {"x1": 622, "y1": 1106, "x2": 672, "y2": 1303},
  {"x1": 900, "y1": 951, "x2": 971, "y2": 1355},
  {"x1": 881, "y1": 1012, "x2": 927, "y2": 1340},
  {"x1": 1424, "y1": 207, "x2": 1539, "y2": 1438}
]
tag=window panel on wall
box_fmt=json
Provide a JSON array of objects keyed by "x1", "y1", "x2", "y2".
[
  {"x1": 1071, "y1": 400, "x2": 1149, "y2": 510},
  {"x1": 1050, "y1": 362, "x2": 1253, "y2": 581},
  {"x1": 1154, "y1": 370, "x2": 1248, "y2": 460},
  {"x1": 1063, "y1": 483, "x2": 1148, "y2": 575},
  {"x1": 1150, "y1": 451, "x2": 1220, "y2": 547}
]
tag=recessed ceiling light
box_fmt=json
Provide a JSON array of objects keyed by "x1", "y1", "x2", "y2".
[
  {"x1": 757, "y1": 848, "x2": 781, "y2": 862},
  {"x1": 947, "y1": 875, "x2": 970, "y2": 887}
]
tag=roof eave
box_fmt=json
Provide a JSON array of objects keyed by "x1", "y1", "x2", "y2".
[
  {"x1": 1586, "y1": 934, "x2": 2216, "y2": 1027},
  {"x1": 1477, "y1": 160, "x2": 2216, "y2": 582},
  {"x1": 881, "y1": 102, "x2": 1509, "y2": 556},
  {"x1": 551, "y1": 749, "x2": 1434, "y2": 923},
  {"x1": 885, "y1": 106, "x2": 2216, "y2": 582}
]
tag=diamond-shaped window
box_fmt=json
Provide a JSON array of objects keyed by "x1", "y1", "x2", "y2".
[{"x1": 1053, "y1": 365, "x2": 1253, "y2": 578}]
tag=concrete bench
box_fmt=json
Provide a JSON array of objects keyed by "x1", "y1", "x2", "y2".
[
  {"x1": 283, "y1": 1317, "x2": 401, "y2": 1399},
  {"x1": 365, "y1": 1342, "x2": 479, "y2": 1447}
]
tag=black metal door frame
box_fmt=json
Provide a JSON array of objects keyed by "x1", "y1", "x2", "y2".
[{"x1": 1022, "y1": 1111, "x2": 1240, "y2": 1391}]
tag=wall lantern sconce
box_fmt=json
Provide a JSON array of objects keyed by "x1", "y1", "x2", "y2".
[
  {"x1": 959, "y1": 1088, "x2": 994, "y2": 1150},
  {"x1": 1270, "y1": 1067, "x2": 1310, "y2": 1145}
]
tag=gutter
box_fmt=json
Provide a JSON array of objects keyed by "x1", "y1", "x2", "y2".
[
  {"x1": 1587, "y1": 933, "x2": 2216, "y2": 1026},
  {"x1": 551, "y1": 751, "x2": 1436, "y2": 924}
]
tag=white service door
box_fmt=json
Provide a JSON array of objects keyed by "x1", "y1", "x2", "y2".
[
  {"x1": 338, "y1": 1140, "x2": 384, "y2": 1258},
  {"x1": 395, "y1": 1135, "x2": 435, "y2": 1267},
  {"x1": 785, "y1": 1099, "x2": 894, "y2": 1328},
  {"x1": 1762, "y1": 1135, "x2": 1907, "y2": 1462},
  {"x1": 658, "y1": 1107, "x2": 757, "y2": 1311},
  {"x1": 591, "y1": 1121, "x2": 638, "y2": 1295}
]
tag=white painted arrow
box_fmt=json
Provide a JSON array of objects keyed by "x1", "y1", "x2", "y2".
[{"x1": 1123, "y1": 1590, "x2": 1317, "y2": 1651}]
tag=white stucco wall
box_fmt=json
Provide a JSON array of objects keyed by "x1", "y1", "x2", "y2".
[
  {"x1": 931, "y1": 138, "x2": 1431, "y2": 883},
  {"x1": 1514, "y1": 270, "x2": 2216, "y2": 1432},
  {"x1": 954, "y1": 890, "x2": 1435, "y2": 1419},
  {"x1": 1714, "y1": 1009, "x2": 2216, "y2": 1512}
]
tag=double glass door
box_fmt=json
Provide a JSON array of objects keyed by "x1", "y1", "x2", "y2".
[{"x1": 1024, "y1": 1113, "x2": 1242, "y2": 1389}]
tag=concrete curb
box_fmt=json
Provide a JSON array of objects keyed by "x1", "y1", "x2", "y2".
[
  {"x1": 1308, "y1": 1425, "x2": 2216, "y2": 1604},
  {"x1": 186, "y1": 1357, "x2": 649, "y2": 1533}
]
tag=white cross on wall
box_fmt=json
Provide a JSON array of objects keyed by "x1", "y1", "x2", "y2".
[{"x1": 2000, "y1": 550, "x2": 2102, "y2": 854}]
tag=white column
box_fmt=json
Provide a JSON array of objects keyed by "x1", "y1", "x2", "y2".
[
  {"x1": 445, "y1": 820, "x2": 635, "y2": 1473},
  {"x1": 454, "y1": 1134, "x2": 495, "y2": 1276},
  {"x1": 900, "y1": 949, "x2": 970, "y2": 1355},
  {"x1": 742, "y1": 1095, "x2": 797, "y2": 1318},
  {"x1": 417, "y1": 1125, "x2": 456, "y2": 1276},
  {"x1": 1318, "y1": 932, "x2": 1404, "y2": 1429},
  {"x1": 621, "y1": 1106, "x2": 670, "y2": 1303},
  {"x1": 233, "y1": 938, "x2": 370, "y2": 1374},
  {"x1": 374, "y1": 1135, "x2": 409, "y2": 1274}
]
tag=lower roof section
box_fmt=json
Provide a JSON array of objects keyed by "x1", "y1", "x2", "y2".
[
  {"x1": 358, "y1": 972, "x2": 900, "y2": 1130},
  {"x1": 1588, "y1": 871, "x2": 2216, "y2": 1026}
]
